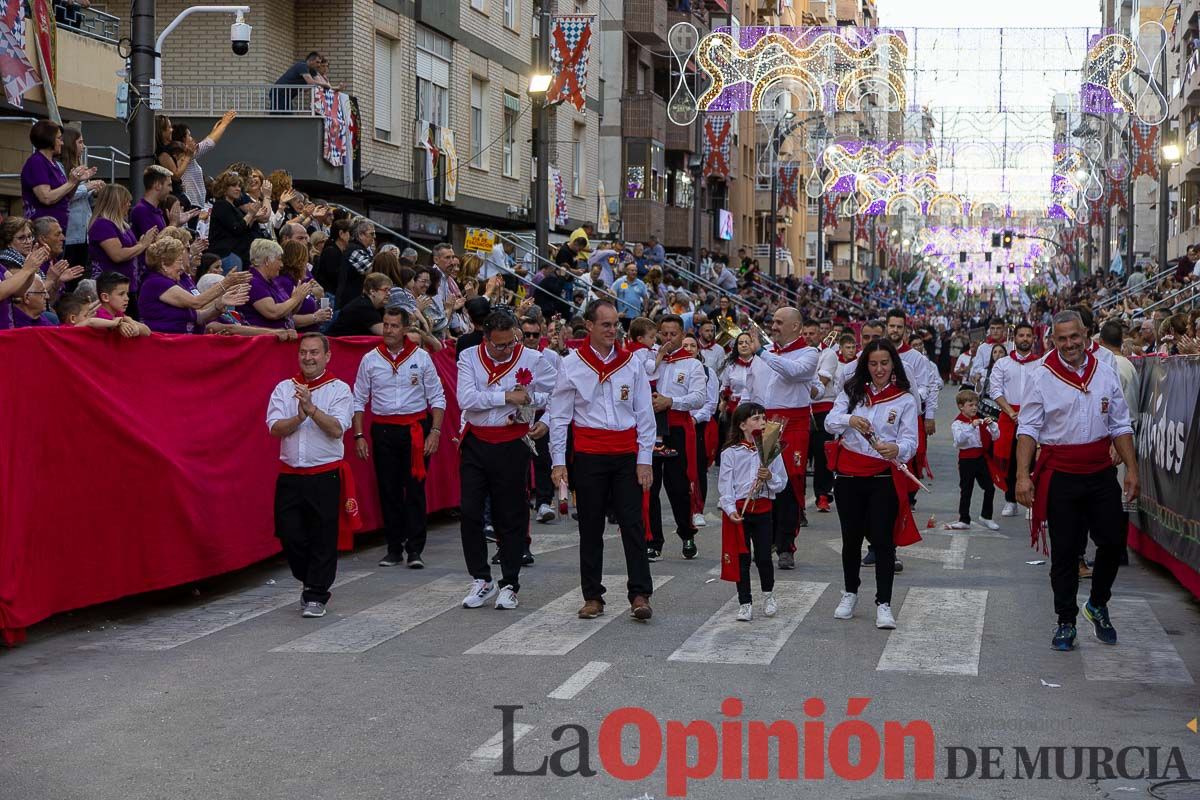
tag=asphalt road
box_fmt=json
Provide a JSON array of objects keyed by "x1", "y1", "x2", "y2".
[{"x1": 3, "y1": 390, "x2": 1199, "y2": 800}]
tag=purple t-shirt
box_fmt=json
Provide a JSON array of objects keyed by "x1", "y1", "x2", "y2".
[
  {"x1": 129, "y1": 199, "x2": 166, "y2": 238},
  {"x1": 20, "y1": 152, "x2": 69, "y2": 229},
  {"x1": 0, "y1": 262, "x2": 12, "y2": 331},
  {"x1": 276, "y1": 270, "x2": 318, "y2": 331},
  {"x1": 88, "y1": 218, "x2": 139, "y2": 288},
  {"x1": 239, "y1": 268, "x2": 294, "y2": 330},
  {"x1": 13, "y1": 306, "x2": 52, "y2": 328},
  {"x1": 138, "y1": 271, "x2": 197, "y2": 334}
]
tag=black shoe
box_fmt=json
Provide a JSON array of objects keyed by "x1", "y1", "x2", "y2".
[
  {"x1": 1051, "y1": 622, "x2": 1077, "y2": 651},
  {"x1": 682, "y1": 538, "x2": 698, "y2": 560},
  {"x1": 491, "y1": 551, "x2": 501, "y2": 565},
  {"x1": 1082, "y1": 601, "x2": 1118, "y2": 645},
  {"x1": 861, "y1": 549, "x2": 877, "y2": 566},
  {"x1": 379, "y1": 553, "x2": 404, "y2": 567},
  {"x1": 778, "y1": 551, "x2": 795, "y2": 570},
  {"x1": 521, "y1": 548, "x2": 535, "y2": 566},
  {"x1": 407, "y1": 556, "x2": 425, "y2": 569},
  {"x1": 484, "y1": 524, "x2": 496, "y2": 543},
  {"x1": 893, "y1": 558, "x2": 903, "y2": 573},
  {"x1": 646, "y1": 548, "x2": 662, "y2": 562},
  {"x1": 798, "y1": 510, "x2": 809, "y2": 528}
]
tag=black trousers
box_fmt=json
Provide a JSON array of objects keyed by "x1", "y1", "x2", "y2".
[
  {"x1": 1047, "y1": 467, "x2": 1125, "y2": 623},
  {"x1": 532, "y1": 422, "x2": 554, "y2": 507},
  {"x1": 649, "y1": 424, "x2": 696, "y2": 548},
  {"x1": 695, "y1": 420, "x2": 710, "y2": 505},
  {"x1": 655, "y1": 409, "x2": 669, "y2": 439},
  {"x1": 1004, "y1": 433, "x2": 1018, "y2": 504},
  {"x1": 736, "y1": 511, "x2": 775, "y2": 604},
  {"x1": 460, "y1": 434, "x2": 531, "y2": 592},
  {"x1": 772, "y1": 478, "x2": 800, "y2": 554},
  {"x1": 809, "y1": 410, "x2": 834, "y2": 501},
  {"x1": 834, "y1": 475, "x2": 897, "y2": 605},
  {"x1": 274, "y1": 470, "x2": 340, "y2": 604},
  {"x1": 371, "y1": 419, "x2": 430, "y2": 558},
  {"x1": 957, "y1": 456, "x2": 995, "y2": 523},
  {"x1": 574, "y1": 452, "x2": 654, "y2": 603}
]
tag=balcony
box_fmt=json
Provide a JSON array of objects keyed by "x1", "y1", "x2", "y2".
[
  {"x1": 622, "y1": 197, "x2": 666, "y2": 244},
  {"x1": 660, "y1": 206, "x2": 715, "y2": 250},
  {"x1": 18, "y1": 21, "x2": 124, "y2": 119},
  {"x1": 622, "y1": 93, "x2": 667, "y2": 142},
  {"x1": 668, "y1": 6, "x2": 709, "y2": 36},
  {"x1": 664, "y1": 119, "x2": 696, "y2": 152},
  {"x1": 625, "y1": 0, "x2": 668, "y2": 47}
]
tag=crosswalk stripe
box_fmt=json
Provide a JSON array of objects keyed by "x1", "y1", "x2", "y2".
[
  {"x1": 528, "y1": 532, "x2": 614, "y2": 557},
  {"x1": 548, "y1": 661, "x2": 611, "y2": 699},
  {"x1": 464, "y1": 575, "x2": 674, "y2": 656},
  {"x1": 83, "y1": 571, "x2": 373, "y2": 651},
  {"x1": 876, "y1": 587, "x2": 988, "y2": 675},
  {"x1": 270, "y1": 576, "x2": 465, "y2": 653},
  {"x1": 468, "y1": 723, "x2": 535, "y2": 761},
  {"x1": 1078, "y1": 597, "x2": 1194, "y2": 684},
  {"x1": 668, "y1": 581, "x2": 829, "y2": 665}
]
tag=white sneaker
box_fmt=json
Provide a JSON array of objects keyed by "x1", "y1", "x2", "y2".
[
  {"x1": 736, "y1": 603, "x2": 753, "y2": 622},
  {"x1": 1001, "y1": 502, "x2": 1018, "y2": 517},
  {"x1": 495, "y1": 586, "x2": 519, "y2": 610},
  {"x1": 947, "y1": 521, "x2": 971, "y2": 530},
  {"x1": 462, "y1": 579, "x2": 497, "y2": 608},
  {"x1": 763, "y1": 592, "x2": 778, "y2": 617},
  {"x1": 980, "y1": 518, "x2": 1001, "y2": 531},
  {"x1": 691, "y1": 512, "x2": 708, "y2": 528},
  {"x1": 537, "y1": 504, "x2": 555, "y2": 523},
  {"x1": 876, "y1": 603, "x2": 897, "y2": 629},
  {"x1": 834, "y1": 592, "x2": 858, "y2": 620}
]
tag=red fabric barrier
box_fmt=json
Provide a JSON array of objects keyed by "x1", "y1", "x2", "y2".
[
  {"x1": 0, "y1": 328, "x2": 462, "y2": 642},
  {"x1": 1128, "y1": 521, "x2": 1200, "y2": 600}
]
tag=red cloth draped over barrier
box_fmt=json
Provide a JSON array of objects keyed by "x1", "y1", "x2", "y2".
[{"x1": 0, "y1": 328, "x2": 463, "y2": 644}]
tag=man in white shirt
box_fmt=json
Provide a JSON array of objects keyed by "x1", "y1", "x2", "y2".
[
  {"x1": 1016, "y1": 310, "x2": 1138, "y2": 653},
  {"x1": 711, "y1": 261, "x2": 738, "y2": 293},
  {"x1": 969, "y1": 317, "x2": 1012, "y2": 386},
  {"x1": 549, "y1": 300, "x2": 657, "y2": 620},
  {"x1": 352, "y1": 308, "x2": 447, "y2": 568},
  {"x1": 809, "y1": 324, "x2": 843, "y2": 513},
  {"x1": 987, "y1": 321, "x2": 1041, "y2": 516},
  {"x1": 267, "y1": 333, "x2": 355, "y2": 618}
]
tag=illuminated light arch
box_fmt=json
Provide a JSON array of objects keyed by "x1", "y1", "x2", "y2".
[
  {"x1": 927, "y1": 194, "x2": 965, "y2": 217},
  {"x1": 886, "y1": 193, "x2": 922, "y2": 215}
]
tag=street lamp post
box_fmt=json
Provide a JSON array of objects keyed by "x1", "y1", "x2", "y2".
[
  {"x1": 529, "y1": 8, "x2": 552, "y2": 263},
  {"x1": 767, "y1": 111, "x2": 794, "y2": 280},
  {"x1": 1161, "y1": 140, "x2": 1180, "y2": 273}
]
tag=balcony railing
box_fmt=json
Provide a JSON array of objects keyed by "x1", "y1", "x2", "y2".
[
  {"x1": 157, "y1": 84, "x2": 324, "y2": 117},
  {"x1": 40, "y1": 4, "x2": 121, "y2": 45}
]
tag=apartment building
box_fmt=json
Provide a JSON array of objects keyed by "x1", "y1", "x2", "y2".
[{"x1": 87, "y1": 0, "x2": 600, "y2": 251}]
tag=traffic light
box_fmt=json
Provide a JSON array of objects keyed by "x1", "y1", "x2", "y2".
[
  {"x1": 996, "y1": 264, "x2": 1003, "y2": 274},
  {"x1": 985, "y1": 252, "x2": 992, "y2": 262},
  {"x1": 1001, "y1": 230, "x2": 1014, "y2": 249},
  {"x1": 1008, "y1": 264, "x2": 1015, "y2": 274},
  {"x1": 991, "y1": 232, "x2": 1001, "y2": 248},
  {"x1": 959, "y1": 251, "x2": 967, "y2": 263}
]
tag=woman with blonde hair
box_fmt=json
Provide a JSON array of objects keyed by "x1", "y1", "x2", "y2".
[
  {"x1": 139, "y1": 237, "x2": 249, "y2": 333},
  {"x1": 88, "y1": 184, "x2": 158, "y2": 316},
  {"x1": 238, "y1": 238, "x2": 313, "y2": 329},
  {"x1": 280, "y1": 239, "x2": 331, "y2": 332}
]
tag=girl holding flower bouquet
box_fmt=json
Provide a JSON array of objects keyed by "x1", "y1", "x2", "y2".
[{"x1": 718, "y1": 403, "x2": 788, "y2": 622}]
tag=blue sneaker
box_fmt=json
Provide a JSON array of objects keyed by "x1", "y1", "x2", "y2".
[
  {"x1": 1083, "y1": 601, "x2": 1118, "y2": 645},
  {"x1": 1051, "y1": 622, "x2": 1077, "y2": 651}
]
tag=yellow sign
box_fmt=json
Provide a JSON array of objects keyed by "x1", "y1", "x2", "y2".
[{"x1": 464, "y1": 228, "x2": 495, "y2": 253}]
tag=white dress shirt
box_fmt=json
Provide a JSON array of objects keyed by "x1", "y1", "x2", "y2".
[
  {"x1": 813, "y1": 346, "x2": 841, "y2": 409},
  {"x1": 651, "y1": 352, "x2": 708, "y2": 412},
  {"x1": 698, "y1": 341, "x2": 725, "y2": 375},
  {"x1": 951, "y1": 416, "x2": 1001, "y2": 451},
  {"x1": 456, "y1": 344, "x2": 550, "y2": 429},
  {"x1": 752, "y1": 338, "x2": 819, "y2": 409},
  {"x1": 987, "y1": 350, "x2": 1040, "y2": 407},
  {"x1": 1016, "y1": 352, "x2": 1134, "y2": 446},
  {"x1": 825, "y1": 385, "x2": 920, "y2": 464},
  {"x1": 352, "y1": 344, "x2": 447, "y2": 415},
  {"x1": 266, "y1": 376, "x2": 354, "y2": 468},
  {"x1": 971, "y1": 340, "x2": 1014, "y2": 384},
  {"x1": 692, "y1": 365, "x2": 720, "y2": 424},
  {"x1": 897, "y1": 346, "x2": 942, "y2": 419},
  {"x1": 549, "y1": 344, "x2": 657, "y2": 466},
  {"x1": 719, "y1": 358, "x2": 757, "y2": 403},
  {"x1": 717, "y1": 443, "x2": 789, "y2": 516}
]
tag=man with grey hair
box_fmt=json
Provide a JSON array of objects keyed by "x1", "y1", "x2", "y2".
[
  {"x1": 33, "y1": 216, "x2": 83, "y2": 303},
  {"x1": 1015, "y1": 309, "x2": 1138, "y2": 653},
  {"x1": 336, "y1": 218, "x2": 376, "y2": 308},
  {"x1": 278, "y1": 221, "x2": 309, "y2": 248}
]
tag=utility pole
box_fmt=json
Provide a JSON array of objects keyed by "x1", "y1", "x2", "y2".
[
  {"x1": 691, "y1": 116, "x2": 702, "y2": 276},
  {"x1": 1158, "y1": 46, "x2": 1170, "y2": 275},
  {"x1": 533, "y1": 5, "x2": 550, "y2": 262},
  {"x1": 815, "y1": 192, "x2": 824, "y2": 282},
  {"x1": 129, "y1": 0, "x2": 156, "y2": 201},
  {"x1": 768, "y1": 154, "x2": 778, "y2": 279}
]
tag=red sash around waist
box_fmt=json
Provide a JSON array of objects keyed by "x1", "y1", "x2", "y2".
[
  {"x1": 719, "y1": 498, "x2": 773, "y2": 582},
  {"x1": 811, "y1": 400, "x2": 835, "y2": 414},
  {"x1": 830, "y1": 445, "x2": 921, "y2": 546},
  {"x1": 1029, "y1": 438, "x2": 1113, "y2": 554},
  {"x1": 766, "y1": 407, "x2": 812, "y2": 478},
  {"x1": 372, "y1": 412, "x2": 428, "y2": 482},
  {"x1": 464, "y1": 423, "x2": 530, "y2": 444},
  {"x1": 279, "y1": 460, "x2": 362, "y2": 551},
  {"x1": 575, "y1": 425, "x2": 637, "y2": 455},
  {"x1": 667, "y1": 410, "x2": 701, "y2": 514},
  {"x1": 994, "y1": 404, "x2": 1020, "y2": 465},
  {"x1": 959, "y1": 447, "x2": 986, "y2": 459}
]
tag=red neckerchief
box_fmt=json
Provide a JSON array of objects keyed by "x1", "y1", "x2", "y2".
[
  {"x1": 734, "y1": 440, "x2": 757, "y2": 451},
  {"x1": 375, "y1": 339, "x2": 419, "y2": 373},
  {"x1": 700, "y1": 341, "x2": 719, "y2": 350},
  {"x1": 478, "y1": 342, "x2": 524, "y2": 386},
  {"x1": 985, "y1": 336, "x2": 1004, "y2": 345},
  {"x1": 1087, "y1": 340, "x2": 1102, "y2": 354},
  {"x1": 624, "y1": 341, "x2": 650, "y2": 353},
  {"x1": 836, "y1": 352, "x2": 857, "y2": 364},
  {"x1": 662, "y1": 348, "x2": 694, "y2": 364},
  {"x1": 577, "y1": 343, "x2": 634, "y2": 383},
  {"x1": 292, "y1": 371, "x2": 338, "y2": 391},
  {"x1": 864, "y1": 382, "x2": 907, "y2": 406},
  {"x1": 1008, "y1": 348, "x2": 1039, "y2": 365},
  {"x1": 1043, "y1": 348, "x2": 1097, "y2": 393},
  {"x1": 955, "y1": 413, "x2": 978, "y2": 426},
  {"x1": 896, "y1": 342, "x2": 913, "y2": 354},
  {"x1": 734, "y1": 357, "x2": 754, "y2": 367},
  {"x1": 771, "y1": 336, "x2": 808, "y2": 355}
]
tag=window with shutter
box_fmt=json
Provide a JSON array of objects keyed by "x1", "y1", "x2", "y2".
[{"x1": 374, "y1": 35, "x2": 393, "y2": 141}]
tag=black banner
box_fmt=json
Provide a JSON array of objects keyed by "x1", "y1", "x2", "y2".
[{"x1": 1132, "y1": 356, "x2": 1200, "y2": 578}]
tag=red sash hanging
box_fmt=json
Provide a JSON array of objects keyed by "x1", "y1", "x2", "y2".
[
  {"x1": 832, "y1": 446, "x2": 922, "y2": 546},
  {"x1": 373, "y1": 412, "x2": 428, "y2": 482},
  {"x1": 1029, "y1": 439, "x2": 1113, "y2": 554},
  {"x1": 765, "y1": 407, "x2": 812, "y2": 480},
  {"x1": 668, "y1": 409, "x2": 701, "y2": 514},
  {"x1": 703, "y1": 418, "x2": 719, "y2": 463},
  {"x1": 280, "y1": 460, "x2": 362, "y2": 551},
  {"x1": 910, "y1": 415, "x2": 933, "y2": 480},
  {"x1": 720, "y1": 499, "x2": 772, "y2": 582},
  {"x1": 993, "y1": 404, "x2": 1020, "y2": 485}
]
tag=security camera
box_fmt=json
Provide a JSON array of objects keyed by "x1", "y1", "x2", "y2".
[{"x1": 230, "y1": 13, "x2": 251, "y2": 56}]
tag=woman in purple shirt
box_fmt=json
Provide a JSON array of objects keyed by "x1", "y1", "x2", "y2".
[
  {"x1": 88, "y1": 184, "x2": 158, "y2": 306},
  {"x1": 238, "y1": 238, "x2": 313, "y2": 329},
  {"x1": 0, "y1": 218, "x2": 51, "y2": 331},
  {"x1": 279, "y1": 239, "x2": 331, "y2": 332},
  {"x1": 20, "y1": 120, "x2": 95, "y2": 229},
  {"x1": 138, "y1": 237, "x2": 250, "y2": 334}
]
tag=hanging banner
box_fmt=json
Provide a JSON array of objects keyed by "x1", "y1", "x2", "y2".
[
  {"x1": 549, "y1": 166, "x2": 568, "y2": 228},
  {"x1": 415, "y1": 120, "x2": 439, "y2": 203},
  {"x1": 0, "y1": 0, "x2": 40, "y2": 108},
  {"x1": 1130, "y1": 121, "x2": 1159, "y2": 181},
  {"x1": 701, "y1": 113, "x2": 732, "y2": 178},
  {"x1": 441, "y1": 128, "x2": 458, "y2": 203},
  {"x1": 777, "y1": 164, "x2": 800, "y2": 210},
  {"x1": 905, "y1": 268, "x2": 926, "y2": 295},
  {"x1": 29, "y1": 0, "x2": 57, "y2": 122},
  {"x1": 597, "y1": 179, "x2": 610, "y2": 235},
  {"x1": 547, "y1": 15, "x2": 593, "y2": 113},
  {"x1": 1130, "y1": 356, "x2": 1200, "y2": 598}
]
